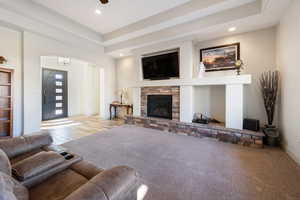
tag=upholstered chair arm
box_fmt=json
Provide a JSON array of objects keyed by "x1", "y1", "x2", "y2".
[
  {"x1": 64, "y1": 166, "x2": 141, "y2": 200},
  {"x1": 0, "y1": 132, "x2": 53, "y2": 159}
]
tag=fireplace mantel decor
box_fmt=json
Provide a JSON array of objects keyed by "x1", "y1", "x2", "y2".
[{"x1": 0, "y1": 56, "x2": 7, "y2": 64}]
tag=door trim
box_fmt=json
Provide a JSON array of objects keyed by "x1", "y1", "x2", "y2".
[{"x1": 42, "y1": 68, "x2": 68, "y2": 121}]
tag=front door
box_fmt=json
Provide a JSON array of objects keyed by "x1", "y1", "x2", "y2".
[{"x1": 42, "y1": 69, "x2": 68, "y2": 121}]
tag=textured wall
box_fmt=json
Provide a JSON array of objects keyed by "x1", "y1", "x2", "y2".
[{"x1": 277, "y1": 0, "x2": 300, "y2": 165}]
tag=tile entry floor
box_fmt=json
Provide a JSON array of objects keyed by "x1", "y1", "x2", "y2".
[{"x1": 41, "y1": 115, "x2": 124, "y2": 145}]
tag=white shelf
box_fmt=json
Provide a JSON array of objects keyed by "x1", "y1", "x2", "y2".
[{"x1": 132, "y1": 75, "x2": 251, "y2": 88}]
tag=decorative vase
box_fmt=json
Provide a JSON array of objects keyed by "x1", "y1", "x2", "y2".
[
  {"x1": 0, "y1": 56, "x2": 7, "y2": 64},
  {"x1": 120, "y1": 88, "x2": 129, "y2": 105},
  {"x1": 197, "y1": 62, "x2": 206, "y2": 78},
  {"x1": 260, "y1": 71, "x2": 280, "y2": 146},
  {"x1": 263, "y1": 125, "x2": 279, "y2": 146},
  {"x1": 235, "y1": 60, "x2": 244, "y2": 75}
]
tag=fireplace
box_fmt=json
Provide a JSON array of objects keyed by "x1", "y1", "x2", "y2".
[
  {"x1": 141, "y1": 86, "x2": 180, "y2": 121},
  {"x1": 147, "y1": 95, "x2": 172, "y2": 119}
]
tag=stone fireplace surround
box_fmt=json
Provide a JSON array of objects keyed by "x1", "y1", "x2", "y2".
[
  {"x1": 141, "y1": 86, "x2": 180, "y2": 121},
  {"x1": 128, "y1": 75, "x2": 265, "y2": 148},
  {"x1": 132, "y1": 75, "x2": 252, "y2": 130}
]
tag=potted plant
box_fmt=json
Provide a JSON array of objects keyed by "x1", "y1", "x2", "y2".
[{"x1": 260, "y1": 70, "x2": 280, "y2": 146}]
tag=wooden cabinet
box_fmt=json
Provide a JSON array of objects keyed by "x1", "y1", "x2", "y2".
[{"x1": 0, "y1": 68, "x2": 13, "y2": 137}]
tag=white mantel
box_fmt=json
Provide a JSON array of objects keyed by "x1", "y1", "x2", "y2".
[
  {"x1": 132, "y1": 75, "x2": 251, "y2": 88},
  {"x1": 131, "y1": 74, "x2": 252, "y2": 130}
]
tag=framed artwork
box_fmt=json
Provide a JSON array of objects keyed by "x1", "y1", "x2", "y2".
[{"x1": 200, "y1": 43, "x2": 240, "y2": 72}]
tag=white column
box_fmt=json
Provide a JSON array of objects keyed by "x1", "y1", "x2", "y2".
[
  {"x1": 180, "y1": 86, "x2": 194, "y2": 123},
  {"x1": 226, "y1": 84, "x2": 244, "y2": 130},
  {"x1": 180, "y1": 41, "x2": 194, "y2": 79},
  {"x1": 132, "y1": 87, "x2": 141, "y2": 116},
  {"x1": 99, "y1": 68, "x2": 105, "y2": 119}
]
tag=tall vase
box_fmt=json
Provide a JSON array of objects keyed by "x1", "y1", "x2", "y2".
[{"x1": 197, "y1": 62, "x2": 206, "y2": 78}]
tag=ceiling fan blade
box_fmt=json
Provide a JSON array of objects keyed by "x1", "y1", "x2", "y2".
[{"x1": 99, "y1": 0, "x2": 109, "y2": 4}]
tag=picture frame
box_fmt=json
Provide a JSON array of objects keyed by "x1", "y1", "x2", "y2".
[{"x1": 200, "y1": 43, "x2": 240, "y2": 72}]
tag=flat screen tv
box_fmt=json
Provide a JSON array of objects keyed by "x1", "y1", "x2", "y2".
[{"x1": 142, "y1": 50, "x2": 179, "y2": 80}]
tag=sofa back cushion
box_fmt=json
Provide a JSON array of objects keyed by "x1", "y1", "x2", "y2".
[
  {"x1": 0, "y1": 172, "x2": 29, "y2": 200},
  {"x1": 0, "y1": 133, "x2": 53, "y2": 159},
  {"x1": 0, "y1": 148, "x2": 11, "y2": 176},
  {"x1": 12, "y1": 151, "x2": 65, "y2": 181}
]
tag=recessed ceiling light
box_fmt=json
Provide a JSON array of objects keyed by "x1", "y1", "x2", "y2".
[
  {"x1": 95, "y1": 9, "x2": 102, "y2": 15},
  {"x1": 228, "y1": 27, "x2": 237, "y2": 32},
  {"x1": 120, "y1": 53, "x2": 124, "y2": 57}
]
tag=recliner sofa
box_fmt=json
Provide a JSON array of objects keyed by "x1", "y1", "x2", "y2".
[{"x1": 0, "y1": 133, "x2": 141, "y2": 200}]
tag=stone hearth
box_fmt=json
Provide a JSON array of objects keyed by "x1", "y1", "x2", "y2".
[
  {"x1": 141, "y1": 86, "x2": 180, "y2": 121},
  {"x1": 125, "y1": 115, "x2": 265, "y2": 148}
]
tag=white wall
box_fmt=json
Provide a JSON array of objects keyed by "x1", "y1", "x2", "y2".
[
  {"x1": 81, "y1": 64, "x2": 100, "y2": 116},
  {"x1": 0, "y1": 26, "x2": 23, "y2": 136},
  {"x1": 194, "y1": 27, "x2": 277, "y2": 125},
  {"x1": 23, "y1": 31, "x2": 116, "y2": 134},
  {"x1": 116, "y1": 27, "x2": 277, "y2": 124},
  {"x1": 41, "y1": 56, "x2": 100, "y2": 117},
  {"x1": 0, "y1": 26, "x2": 116, "y2": 135},
  {"x1": 194, "y1": 86, "x2": 225, "y2": 122},
  {"x1": 116, "y1": 57, "x2": 137, "y2": 104},
  {"x1": 277, "y1": 0, "x2": 300, "y2": 165}
]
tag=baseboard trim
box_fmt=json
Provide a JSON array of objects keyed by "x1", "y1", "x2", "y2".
[{"x1": 285, "y1": 148, "x2": 300, "y2": 166}]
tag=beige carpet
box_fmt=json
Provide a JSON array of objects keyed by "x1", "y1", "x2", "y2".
[{"x1": 63, "y1": 125, "x2": 300, "y2": 200}]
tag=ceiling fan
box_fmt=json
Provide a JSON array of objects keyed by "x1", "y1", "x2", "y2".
[{"x1": 99, "y1": 0, "x2": 109, "y2": 4}]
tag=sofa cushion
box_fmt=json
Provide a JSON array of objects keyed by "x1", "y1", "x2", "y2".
[
  {"x1": 0, "y1": 133, "x2": 53, "y2": 159},
  {"x1": 23, "y1": 133, "x2": 53, "y2": 152},
  {"x1": 70, "y1": 160, "x2": 103, "y2": 180},
  {"x1": 20, "y1": 154, "x2": 82, "y2": 188},
  {"x1": 29, "y1": 169, "x2": 88, "y2": 200},
  {"x1": 89, "y1": 166, "x2": 138, "y2": 200},
  {"x1": 64, "y1": 179, "x2": 108, "y2": 200},
  {"x1": 12, "y1": 152, "x2": 65, "y2": 181},
  {"x1": 0, "y1": 172, "x2": 29, "y2": 200},
  {"x1": 10, "y1": 148, "x2": 43, "y2": 165},
  {"x1": 65, "y1": 166, "x2": 139, "y2": 200},
  {"x1": 0, "y1": 148, "x2": 11, "y2": 176}
]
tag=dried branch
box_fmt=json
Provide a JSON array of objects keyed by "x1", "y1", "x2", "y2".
[{"x1": 260, "y1": 70, "x2": 279, "y2": 126}]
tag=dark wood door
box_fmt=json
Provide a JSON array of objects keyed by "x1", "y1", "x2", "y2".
[{"x1": 42, "y1": 69, "x2": 68, "y2": 121}]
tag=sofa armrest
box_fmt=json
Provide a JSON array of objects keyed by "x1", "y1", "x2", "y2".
[
  {"x1": 0, "y1": 132, "x2": 53, "y2": 158},
  {"x1": 64, "y1": 166, "x2": 141, "y2": 200}
]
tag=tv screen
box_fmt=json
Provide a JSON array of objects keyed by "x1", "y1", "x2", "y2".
[{"x1": 142, "y1": 51, "x2": 179, "y2": 80}]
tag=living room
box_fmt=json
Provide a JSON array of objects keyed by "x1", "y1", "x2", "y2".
[{"x1": 0, "y1": 0, "x2": 300, "y2": 200}]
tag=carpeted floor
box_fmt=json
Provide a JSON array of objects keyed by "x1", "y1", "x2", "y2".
[{"x1": 63, "y1": 125, "x2": 300, "y2": 200}]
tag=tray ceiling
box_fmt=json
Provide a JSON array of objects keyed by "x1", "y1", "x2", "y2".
[{"x1": 31, "y1": 0, "x2": 191, "y2": 34}]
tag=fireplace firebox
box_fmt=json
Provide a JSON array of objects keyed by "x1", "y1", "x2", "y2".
[{"x1": 147, "y1": 95, "x2": 172, "y2": 120}]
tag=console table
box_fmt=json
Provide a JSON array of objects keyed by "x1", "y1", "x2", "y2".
[{"x1": 110, "y1": 103, "x2": 133, "y2": 120}]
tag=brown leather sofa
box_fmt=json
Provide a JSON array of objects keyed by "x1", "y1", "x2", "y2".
[{"x1": 0, "y1": 133, "x2": 141, "y2": 200}]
